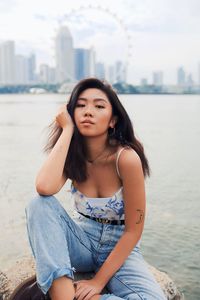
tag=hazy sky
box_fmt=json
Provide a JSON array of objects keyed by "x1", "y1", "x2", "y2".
[{"x1": 0, "y1": 0, "x2": 200, "y2": 84}]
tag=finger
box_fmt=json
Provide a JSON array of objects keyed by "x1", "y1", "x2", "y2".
[
  {"x1": 75, "y1": 286, "x2": 86, "y2": 299},
  {"x1": 84, "y1": 290, "x2": 96, "y2": 300},
  {"x1": 76, "y1": 287, "x2": 91, "y2": 300},
  {"x1": 80, "y1": 289, "x2": 92, "y2": 300}
]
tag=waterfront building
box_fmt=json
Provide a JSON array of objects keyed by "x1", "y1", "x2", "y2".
[
  {"x1": 95, "y1": 62, "x2": 105, "y2": 80},
  {"x1": 15, "y1": 55, "x2": 29, "y2": 84},
  {"x1": 153, "y1": 71, "x2": 163, "y2": 86},
  {"x1": 75, "y1": 48, "x2": 95, "y2": 80},
  {"x1": 177, "y1": 66, "x2": 186, "y2": 86},
  {"x1": 55, "y1": 26, "x2": 74, "y2": 83},
  {"x1": 28, "y1": 53, "x2": 36, "y2": 83},
  {"x1": 0, "y1": 41, "x2": 15, "y2": 85}
]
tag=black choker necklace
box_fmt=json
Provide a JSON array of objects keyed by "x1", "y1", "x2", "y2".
[{"x1": 87, "y1": 146, "x2": 108, "y2": 163}]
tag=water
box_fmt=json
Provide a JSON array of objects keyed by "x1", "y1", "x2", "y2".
[{"x1": 0, "y1": 94, "x2": 200, "y2": 299}]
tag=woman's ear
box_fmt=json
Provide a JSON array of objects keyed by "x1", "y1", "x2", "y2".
[{"x1": 110, "y1": 115, "x2": 118, "y2": 128}]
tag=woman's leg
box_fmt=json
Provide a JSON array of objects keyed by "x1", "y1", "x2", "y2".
[
  {"x1": 25, "y1": 194, "x2": 96, "y2": 296},
  {"x1": 92, "y1": 223, "x2": 166, "y2": 300},
  {"x1": 103, "y1": 248, "x2": 166, "y2": 300}
]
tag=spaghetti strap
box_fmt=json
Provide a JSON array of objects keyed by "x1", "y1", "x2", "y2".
[{"x1": 116, "y1": 147, "x2": 128, "y2": 179}]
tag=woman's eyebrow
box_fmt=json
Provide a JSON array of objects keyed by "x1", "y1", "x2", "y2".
[{"x1": 77, "y1": 97, "x2": 108, "y2": 103}]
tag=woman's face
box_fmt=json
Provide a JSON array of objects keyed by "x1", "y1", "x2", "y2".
[{"x1": 74, "y1": 88, "x2": 116, "y2": 138}]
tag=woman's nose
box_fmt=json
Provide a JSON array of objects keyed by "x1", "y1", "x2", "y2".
[
  {"x1": 84, "y1": 106, "x2": 93, "y2": 116},
  {"x1": 84, "y1": 111, "x2": 93, "y2": 116}
]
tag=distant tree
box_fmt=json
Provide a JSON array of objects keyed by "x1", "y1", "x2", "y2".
[{"x1": 113, "y1": 82, "x2": 139, "y2": 94}]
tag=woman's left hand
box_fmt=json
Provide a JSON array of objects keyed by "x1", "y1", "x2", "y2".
[{"x1": 74, "y1": 278, "x2": 103, "y2": 300}]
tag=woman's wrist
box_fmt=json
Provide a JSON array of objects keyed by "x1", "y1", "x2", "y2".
[
  {"x1": 93, "y1": 273, "x2": 108, "y2": 289},
  {"x1": 62, "y1": 124, "x2": 74, "y2": 134}
]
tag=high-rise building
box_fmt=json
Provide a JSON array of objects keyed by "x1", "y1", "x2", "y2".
[
  {"x1": 106, "y1": 61, "x2": 127, "y2": 84},
  {"x1": 0, "y1": 41, "x2": 15, "y2": 84},
  {"x1": 115, "y1": 61, "x2": 126, "y2": 83},
  {"x1": 186, "y1": 73, "x2": 194, "y2": 88},
  {"x1": 39, "y1": 64, "x2": 50, "y2": 83},
  {"x1": 141, "y1": 78, "x2": 148, "y2": 86},
  {"x1": 75, "y1": 48, "x2": 88, "y2": 80},
  {"x1": 95, "y1": 62, "x2": 105, "y2": 80},
  {"x1": 198, "y1": 63, "x2": 200, "y2": 87},
  {"x1": 39, "y1": 64, "x2": 56, "y2": 84},
  {"x1": 153, "y1": 71, "x2": 163, "y2": 86},
  {"x1": 15, "y1": 55, "x2": 29, "y2": 84},
  {"x1": 89, "y1": 47, "x2": 96, "y2": 77},
  {"x1": 55, "y1": 26, "x2": 74, "y2": 83},
  {"x1": 48, "y1": 67, "x2": 56, "y2": 84},
  {"x1": 28, "y1": 53, "x2": 36, "y2": 83},
  {"x1": 75, "y1": 48, "x2": 95, "y2": 80},
  {"x1": 177, "y1": 67, "x2": 186, "y2": 86},
  {"x1": 108, "y1": 65, "x2": 115, "y2": 83}
]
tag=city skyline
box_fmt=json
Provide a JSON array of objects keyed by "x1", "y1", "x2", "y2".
[
  {"x1": 0, "y1": 0, "x2": 200, "y2": 84},
  {"x1": 0, "y1": 36, "x2": 199, "y2": 90},
  {"x1": 0, "y1": 27, "x2": 128, "y2": 85}
]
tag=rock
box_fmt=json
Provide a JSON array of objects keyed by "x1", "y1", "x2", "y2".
[
  {"x1": 0, "y1": 256, "x2": 184, "y2": 300},
  {"x1": 0, "y1": 271, "x2": 10, "y2": 300},
  {"x1": 148, "y1": 265, "x2": 184, "y2": 300}
]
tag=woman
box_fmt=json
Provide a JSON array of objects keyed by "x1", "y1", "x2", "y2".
[{"x1": 25, "y1": 78, "x2": 166, "y2": 300}]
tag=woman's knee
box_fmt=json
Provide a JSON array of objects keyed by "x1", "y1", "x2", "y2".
[{"x1": 25, "y1": 194, "x2": 59, "y2": 220}]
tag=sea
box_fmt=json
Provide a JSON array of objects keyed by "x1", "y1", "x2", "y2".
[{"x1": 0, "y1": 93, "x2": 199, "y2": 299}]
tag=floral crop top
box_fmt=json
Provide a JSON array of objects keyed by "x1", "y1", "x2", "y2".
[{"x1": 70, "y1": 147, "x2": 130, "y2": 220}]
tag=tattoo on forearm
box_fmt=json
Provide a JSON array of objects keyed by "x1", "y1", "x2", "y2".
[{"x1": 136, "y1": 209, "x2": 144, "y2": 224}]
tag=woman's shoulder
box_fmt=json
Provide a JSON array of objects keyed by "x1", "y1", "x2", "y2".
[
  {"x1": 116, "y1": 145, "x2": 139, "y2": 158},
  {"x1": 117, "y1": 146, "x2": 142, "y2": 172}
]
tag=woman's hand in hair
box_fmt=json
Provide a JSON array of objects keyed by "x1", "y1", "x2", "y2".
[{"x1": 55, "y1": 104, "x2": 74, "y2": 130}]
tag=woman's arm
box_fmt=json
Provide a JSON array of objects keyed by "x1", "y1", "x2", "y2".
[
  {"x1": 93, "y1": 148, "x2": 146, "y2": 287},
  {"x1": 36, "y1": 105, "x2": 74, "y2": 195}
]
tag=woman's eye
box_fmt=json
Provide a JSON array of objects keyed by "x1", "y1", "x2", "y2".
[
  {"x1": 96, "y1": 105, "x2": 104, "y2": 109},
  {"x1": 76, "y1": 104, "x2": 85, "y2": 107}
]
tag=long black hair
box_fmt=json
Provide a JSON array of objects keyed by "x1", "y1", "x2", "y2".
[{"x1": 44, "y1": 77, "x2": 150, "y2": 182}]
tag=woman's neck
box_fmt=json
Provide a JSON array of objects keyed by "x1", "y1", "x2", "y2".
[{"x1": 85, "y1": 135, "x2": 110, "y2": 163}]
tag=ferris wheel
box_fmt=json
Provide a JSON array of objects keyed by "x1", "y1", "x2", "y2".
[{"x1": 55, "y1": 4, "x2": 133, "y2": 83}]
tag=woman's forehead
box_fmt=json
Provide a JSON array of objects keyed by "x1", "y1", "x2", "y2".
[{"x1": 78, "y1": 88, "x2": 109, "y2": 102}]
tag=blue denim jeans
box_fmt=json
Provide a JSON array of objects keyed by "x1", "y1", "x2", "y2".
[{"x1": 25, "y1": 194, "x2": 166, "y2": 300}]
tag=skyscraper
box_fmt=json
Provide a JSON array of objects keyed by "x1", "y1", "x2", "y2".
[
  {"x1": 186, "y1": 73, "x2": 194, "y2": 89},
  {"x1": 75, "y1": 48, "x2": 95, "y2": 80},
  {"x1": 141, "y1": 78, "x2": 148, "y2": 86},
  {"x1": 39, "y1": 64, "x2": 56, "y2": 84},
  {"x1": 95, "y1": 62, "x2": 105, "y2": 80},
  {"x1": 177, "y1": 67, "x2": 186, "y2": 86},
  {"x1": 0, "y1": 41, "x2": 15, "y2": 84},
  {"x1": 75, "y1": 48, "x2": 87, "y2": 80},
  {"x1": 28, "y1": 53, "x2": 36, "y2": 83},
  {"x1": 55, "y1": 26, "x2": 74, "y2": 83},
  {"x1": 153, "y1": 71, "x2": 163, "y2": 86},
  {"x1": 15, "y1": 55, "x2": 29, "y2": 84},
  {"x1": 115, "y1": 61, "x2": 126, "y2": 83},
  {"x1": 89, "y1": 47, "x2": 96, "y2": 77},
  {"x1": 39, "y1": 64, "x2": 50, "y2": 83},
  {"x1": 108, "y1": 65, "x2": 115, "y2": 83},
  {"x1": 198, "y1": 63, "x2": 200, "y2": 87}
]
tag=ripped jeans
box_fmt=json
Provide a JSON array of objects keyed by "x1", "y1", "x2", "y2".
[{"x1": 25, "y1": 194, "x2": 166, "y2": 300}]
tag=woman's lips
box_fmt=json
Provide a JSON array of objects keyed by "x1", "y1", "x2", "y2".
[
  {"x1": 81, "y1": 119, "x2": 95, "y2": 125},
  {"x1": 81, "y1": 122, "x2": 94, "y2": 125}
]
